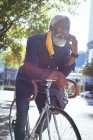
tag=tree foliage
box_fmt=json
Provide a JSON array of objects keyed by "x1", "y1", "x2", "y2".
[
  {"x1": 2, "y1": 43, "x2": 26, "y2": 68},
  {"x1": 0, "y1": 0, "x2": 86, "y2": 67},
  {"x1": 0, "y1": 0, "x2": 50, "y2": 51},
  {"x1": 81, "y1": 59, "x2": 93, "y2": 77}
]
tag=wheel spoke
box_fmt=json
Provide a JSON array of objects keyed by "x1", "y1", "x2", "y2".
[{"x1": 40, "y1": 108, "x2": 81, "y2": 140}]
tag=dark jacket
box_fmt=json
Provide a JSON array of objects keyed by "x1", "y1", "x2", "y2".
[
  {"x1": 16, "y1": 33, "x2": 75, "y2": 82},
  {"x1": 16, "y1": 33, "x2": 75, "y2": 109}
]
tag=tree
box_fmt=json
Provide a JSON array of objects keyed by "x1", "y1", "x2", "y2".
[
  {"x1": 0, "y1": 0, "x2": 50, "y2": 51},
  {"x1": 2, "y1": 43, "x2": 26, "y2": 67},
  {"x1": 81, "y1": 58, "x2": 93, "y2": 77},
  {"x1": 0, "y1": 0, "x2": 86, "y2": 67}
]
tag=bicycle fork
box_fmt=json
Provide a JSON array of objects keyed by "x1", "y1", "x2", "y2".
[
  {"x1": 53, "y1": 114, "x2": 61, "y2": 140},
  {"x1": 46, "y1": 88, "x2": 61, "y2": 140}
]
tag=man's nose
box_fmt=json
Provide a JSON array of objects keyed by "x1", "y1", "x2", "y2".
[{"x1": 57, "y1": 27, "x2": 64, "y2": 33}]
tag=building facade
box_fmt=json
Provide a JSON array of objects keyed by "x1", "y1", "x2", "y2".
[{"x1": 87, "y1": 0, "x2": 93, "y2": 63}]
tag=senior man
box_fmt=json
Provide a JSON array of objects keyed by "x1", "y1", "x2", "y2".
[{"x1": 14, "y1": 15, "x2": 78, "y2": 140}]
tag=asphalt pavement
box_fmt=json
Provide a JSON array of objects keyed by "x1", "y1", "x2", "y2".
[{"x1": 0, "y1": 90, "x2": 14, "y2": 140}]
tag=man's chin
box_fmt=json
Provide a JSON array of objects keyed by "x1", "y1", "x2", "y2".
[
  {"x1": 53, "y1": 38, "x2": 66, "y2": 47},
  {"x1": 55, "y1": 43, "x2": 65, "y2": 47}
]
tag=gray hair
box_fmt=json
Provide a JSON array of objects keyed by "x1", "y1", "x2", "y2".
[{"x1": 49, "y1": 15, "x2": 70, "y2": 31}]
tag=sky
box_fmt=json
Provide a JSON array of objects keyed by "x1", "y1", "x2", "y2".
[{"x1": 69, "y1": 0, "x2": 91, "y2": 52}]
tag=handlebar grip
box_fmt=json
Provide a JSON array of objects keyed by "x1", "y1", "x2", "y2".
[{"x1": 66, "y1": 79, "x2": 79, "y2": 98}]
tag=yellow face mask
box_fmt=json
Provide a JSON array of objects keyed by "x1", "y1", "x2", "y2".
[{"x1": 46, "y1": 31, "x2": 54, "y2": 56}]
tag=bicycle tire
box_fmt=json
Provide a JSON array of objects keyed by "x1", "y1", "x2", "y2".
[
  {"x1": 39, "y1": 107, "x2": 82, "y2": 140},
  {"x1": 9, "y1": 99, "x2": 16, "y2": 140},
  {"x1": 9, "y1": 99, "x2": 30, "y2": 140}
]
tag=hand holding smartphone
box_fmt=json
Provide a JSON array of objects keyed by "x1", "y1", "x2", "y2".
[{"x1": 66, "y1": 34, "x2": 78, "y2": 54}]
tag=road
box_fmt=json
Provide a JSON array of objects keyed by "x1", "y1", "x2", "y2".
[
  {"x1": 0, "y1": 90, "x2": 93, "y2": 140},
  {"x1": 66, "y1": 97, "x2": 93, "y2": 140}
]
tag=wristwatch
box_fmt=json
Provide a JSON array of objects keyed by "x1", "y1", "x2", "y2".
[{"x1": 71, "y1": 53, "x2": 79, "y2": 58}]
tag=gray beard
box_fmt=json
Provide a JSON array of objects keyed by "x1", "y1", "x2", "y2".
[{"x1": 52, "y1": 35, "x2": 66, "y2": 47}]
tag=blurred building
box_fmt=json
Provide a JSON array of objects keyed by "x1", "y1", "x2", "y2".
[
  {"x1": 0, "y1": 62, "x2": 18, "y2": 90},
  {"x1": 87, "y1": 0, "x2": 93, "y2": 63},
  {"x1": 83, "y1": 0, "x2": 93, "y2": 91}
]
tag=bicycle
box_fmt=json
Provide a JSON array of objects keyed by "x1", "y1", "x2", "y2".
[{"x1": 9, "y1": 79, "x2": 82, "y2": 140}]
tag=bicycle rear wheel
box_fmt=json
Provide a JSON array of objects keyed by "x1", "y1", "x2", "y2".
[
  {"x1": 9, "y1": 100, "x2": 30, "y2": 140},
  {"x1": 9, "y1": 99, "x2": 16, "y2": 140},
  {"x1": 39, "y1": 107, "x2": 82, "y2": 140}
]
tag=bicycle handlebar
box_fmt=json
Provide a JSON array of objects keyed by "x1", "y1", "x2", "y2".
[
  {"x1": 66, "y1": 79, "x2": 79, "y2": 99},
  {"x1": 28, "y1": 79, "x2": 79, "y2": 101}
]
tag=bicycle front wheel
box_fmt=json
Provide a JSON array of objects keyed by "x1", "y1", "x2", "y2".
[{"x1": 40, "y1": 107, "x2": 82, "y2": 140}]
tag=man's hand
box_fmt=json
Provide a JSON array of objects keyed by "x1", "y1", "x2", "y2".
[
  {"x1": 48, "y1": 71, "x2": 67, "y2": 88},
  {"x1": 67, "y1": 34, "x2": 78, "y2": 55}
]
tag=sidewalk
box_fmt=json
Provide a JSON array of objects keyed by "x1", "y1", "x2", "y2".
[{"x1": 0, "y1": 90, "x2": 14, "y2": 140}]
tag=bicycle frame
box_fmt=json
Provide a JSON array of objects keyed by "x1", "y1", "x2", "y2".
[
  {"x1": 9, "y1": 79, "x2": 80, "y2": 140},
  {"x1": 29, "y1": 86, "x2": 52, "y2": 139},
  {"x1": 28, "y1": 79, "x2": 79, "y2": 139}
]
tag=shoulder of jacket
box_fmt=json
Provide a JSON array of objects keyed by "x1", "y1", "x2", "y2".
[{"x1": 28, "y1": 33, "x2": 47, "y2": 41}]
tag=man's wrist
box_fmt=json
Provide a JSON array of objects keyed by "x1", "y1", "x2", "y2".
[{"x1": 70, "y1": 53, "x2": 79, "y2": 58}]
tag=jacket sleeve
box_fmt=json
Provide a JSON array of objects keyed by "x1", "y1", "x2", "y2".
[
  {"x1": 22, "y1": 35, "x2": 52, "y2": 80},
  {"x1": 58, "y1": 63, "x2": 76, "y2": 77},
  {"x1": 20, "y1": 63, "x2": 52, "y2": 80}
]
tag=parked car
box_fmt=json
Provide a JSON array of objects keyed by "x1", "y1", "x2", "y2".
[
  {"x1": 80, "y1": 91, "x2": 93, "y2": 98},
  {"x1": 84, "y1": 76, "x2": 93, "y2": 91}
]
